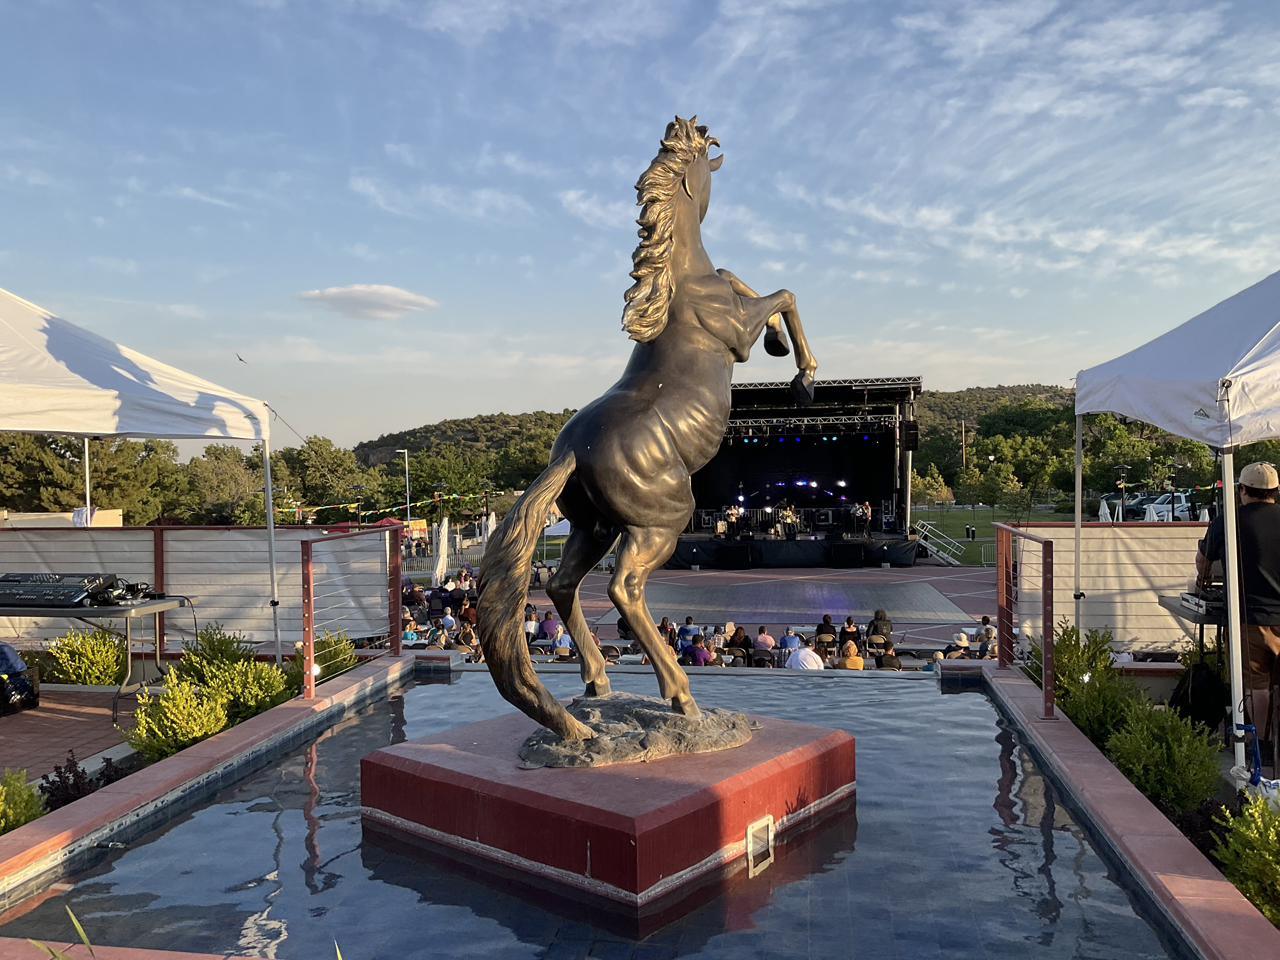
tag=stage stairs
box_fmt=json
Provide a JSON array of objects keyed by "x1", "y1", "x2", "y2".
[{"x1": 914, "y1": 520, "x2": 964, "y2": 566}]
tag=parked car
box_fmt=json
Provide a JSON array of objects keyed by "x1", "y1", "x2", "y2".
[
  {"x1": 1149, "y1": 492, "x2": 1193, "y2": 521},
  {"x1": 1123, "y1": 494, "x2": 1160, "y2": 520}
]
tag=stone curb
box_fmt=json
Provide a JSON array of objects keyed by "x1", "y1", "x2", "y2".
[{"x1": 983, "y1": 663, "x2": 1280, "y2": 960}]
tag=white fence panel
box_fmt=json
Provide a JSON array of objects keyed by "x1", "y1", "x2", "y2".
[{"x1": 1017, "y1": 522, "x2": 1206, "y2": 650}]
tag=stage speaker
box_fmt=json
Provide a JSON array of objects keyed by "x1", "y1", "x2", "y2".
[
  {"x1": 902, "y1": 420, "x2": 919, "y2": 452},
  {"x1": 829, "y1": 542, "x2": 865, "y2": 568},
  {"x1": 717, "y1": 544, "x2": 751, "y2": 570}
]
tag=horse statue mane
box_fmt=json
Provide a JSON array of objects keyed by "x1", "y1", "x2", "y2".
[
  {"x1": 476, "y1": 116, "x2": 817, "y2": 766},
  {"x1": 622, "y1": 117, "x2": 719, "y2": 343}
]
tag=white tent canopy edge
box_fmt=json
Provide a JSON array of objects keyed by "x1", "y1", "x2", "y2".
[
  {"x1": 1074, "y1": 268, "x2": 1280, "y2": 772},
  {"x1": 0, "y1": 285, "x2": 283, "y2": 661}
]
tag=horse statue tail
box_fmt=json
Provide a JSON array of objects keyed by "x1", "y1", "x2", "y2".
[{"x1": 476, "y1": 451, "x2": 595, "y2": 742}]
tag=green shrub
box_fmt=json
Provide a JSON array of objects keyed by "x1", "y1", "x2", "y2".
[
  {"x1": 205, "y1": 659, "x2": 292, "y2": 726},
  {"x1": 0, "y1": 768, "x2": 45, "y2": 835},
  {"x1": 1060, "y1": 667, "x2": 1146, "y2": 749},
  {"x1": 125, "y1": 678, "x2": 227, "y2": 762},
  {"x1": 171, "y1": 622, "x2": 252, "y2": 685},
  {"x1": 314, "y1": 629, "x2": 357, "y2": 681},
  {"x1": 43, "y1": 627, "x2": 126, "y2": 685},
  {"x1": 1214, "y1": 795, "x2": 1280, "y2": 927},
  {"x1": 1050, "y1": 620, "x2": 1117, "y2": 701},
  {"x1": 1105, "y1": 703, "x2": 1222, "y2": 813}
]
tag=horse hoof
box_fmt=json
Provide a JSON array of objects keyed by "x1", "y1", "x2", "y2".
[
  {"x1": 790, "y1": 371, "x2": 815, "y2": 406},
  {"x1": 585, "y1": 677, "x2": 612, "y2": 697},
  {"x1": 671, "y1": 695, "x2": 702, "y2": 719},
  {"x1": 764, "y1": 327, "x2": 790, "y2": 357}
]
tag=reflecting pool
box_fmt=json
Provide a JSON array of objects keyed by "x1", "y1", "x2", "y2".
[{"x1": 0, "y1": 672, "x2": 1177, "y2": 959}]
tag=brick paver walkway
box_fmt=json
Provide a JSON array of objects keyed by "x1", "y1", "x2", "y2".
[{"x1": 0, "y1": 692, "x2": 134, "y2": 781}]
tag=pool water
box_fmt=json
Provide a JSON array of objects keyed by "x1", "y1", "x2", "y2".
[{"x1": 1, "y1": 673, "x2": 1177, "y2": 960}]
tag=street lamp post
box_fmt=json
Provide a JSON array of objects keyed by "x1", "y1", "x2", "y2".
[
  {"x1": 1115, "y1": 463, "x2": 1130, "y2": 520},
  {"x1": 353, "y1": 484, "x2": 367, "y2": 526}
]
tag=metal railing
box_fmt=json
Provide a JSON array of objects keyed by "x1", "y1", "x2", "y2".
[
  {"x1": 995, "y1": 522, "x2": 1055, "y2": 719},
  {"x1": 914, "y1": 520, "x2": 964, "y2": 566},
  {"x1": 301, "y1": 524, "x2": 401, "y2": 699}
]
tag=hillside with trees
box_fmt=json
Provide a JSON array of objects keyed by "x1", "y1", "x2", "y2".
[{"x1": 6, "y1": 385, "x2": 1278, "y2": 525}]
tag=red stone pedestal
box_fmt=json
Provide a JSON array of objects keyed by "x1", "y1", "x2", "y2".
[{"x1": 360, "y1": 709, "x2": 855, "y2": 934}]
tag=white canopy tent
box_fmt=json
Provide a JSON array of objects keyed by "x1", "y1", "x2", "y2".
[
  {"x1": 1074, "y1": 268, "x2": 1280, "y2": 770},
  {"x1": 0, "y1": 286, "x2": 284, "y2": 660}
]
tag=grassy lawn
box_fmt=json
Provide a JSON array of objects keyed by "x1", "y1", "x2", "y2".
[{"x1": 911, "y1": 505, "x2": 1078, "y2": 565}]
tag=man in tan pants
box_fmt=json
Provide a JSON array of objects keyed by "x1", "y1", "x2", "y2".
[{"x1": 1197, "y1": 462, "x2": 1280, "y2": 733}]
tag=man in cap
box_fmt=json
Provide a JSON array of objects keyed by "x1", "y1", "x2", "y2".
[{"x1": 1196, "y1": 461, "x2": 1280, "y2": 727}]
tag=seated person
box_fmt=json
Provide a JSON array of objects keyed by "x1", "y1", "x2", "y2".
[
  {"x1": 458, "y1": 599, "x2": 478, "y2": 627},
  {"x1": 552, "y1": 626, "x2": 575, "y2": 659},
  {"x1": 978, "y1": 620, "x2": 998, "y2": 659},
  {"x1": 778, "y1": 627, "x2": 801, "y2": 650},
  {"x1": 876, "y1": 640, "x2": 902, "y2": 671},
  {"x1": 401, "y1": 575, "x2": 426, "y2": 608},
  {"x1": 753, "y1": 626, "x2": 776, "y2": 651},
  {"x1": 425, "y1": 619, "x2": 448, "y2": 647},
  {"x1": 785, "y1": 637, "x2": 825, "y2": 670},
  {"x1": 0, "y1": 641, "x2": 35, "y2": 713},
  {"x1": 814, "y1": 614, "x2": 838, "y2": 641},
  {"x1": 689, "y1": 636, "x2": 714, "y2": 667},
  {"x1": 833, "y1": 640, "x2": 863, "y2": 670},
  {"x1": 728, "y1": 625, "x2": 748, "y2": 649},
  {"x1": 524, "y1": 611, "x2": 540, "y2": 645},
  {"x1": 454, "y1": 622, "x2": 478, "y2": 652},
  {"x1": 838, "y1": 616, "x2": 861, "y2": 648},
  {"x1": 943, "y1": 636, "x2": 971, "y2": 659},
  {"x1": 676, "y1": 617, "x2": 702, "y2": 654},
  {"x1": 441, "y1": 606, "x2": 457, "y2": 631},
  {"x1": 538, "y1": 611, "x2": 561, "y2": 641},
  {"x1": 710, "y1": 625, "x2": 727, "y2": 648},
  {"x1": 866, "y1": 608, "x2": 893, "y2": 642}
]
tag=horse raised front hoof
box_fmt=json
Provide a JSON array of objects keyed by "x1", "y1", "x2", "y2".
[
  {"x1": 790, "y1": 371, "x2": 815, "y2": 405},
  {"x1": 764, "y1": 326, "x2": 791, "y2": 357}
]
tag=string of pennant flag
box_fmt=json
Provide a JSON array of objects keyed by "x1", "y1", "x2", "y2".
[{"x1": 275, "y1": 492, "x2": 489, "y2": 522}]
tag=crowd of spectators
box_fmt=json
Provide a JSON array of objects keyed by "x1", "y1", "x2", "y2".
[{"x1": 399, "y1": 567, "x2": 1000, "y2": 673}]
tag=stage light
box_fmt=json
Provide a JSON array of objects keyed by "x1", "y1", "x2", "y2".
[
  {"x1": 837, "y1": 480, "x2": 846, "y2": 487},
  {"x1": 738, "y1": 495, "x2": 744, "y2": 502},
  {"x1": 862, "y1": 435, "x2": 868, "y2": 440},
  {"x1": 795, "y1": 481, "x2": 805, "y2": 486},
  {"x1": 764, "y1": 506, "x2": 773, "y2": 513},
  {"x1": 809, "y1": 481, "x2": 817, "y2": 487},
  {"x1": 795, "y1": 437, "x2": 800, "y2": 442}
]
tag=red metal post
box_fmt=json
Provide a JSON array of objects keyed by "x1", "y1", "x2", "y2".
[
  {"x1": 152, "y1": 527, "x2": 166, "y2": 656},
  {"x1": 389, "y1": 525, "x2": 403, "y2": 657},
  {"x1": 302, "y1": 539, "x2": 315, "y2": 699},
  {"x1": 1042, "y1": 540, "x2": 1055, "y2": 719},
  {"x1": 997, "y1": 526, "x2": 1013, "y2": 670}
]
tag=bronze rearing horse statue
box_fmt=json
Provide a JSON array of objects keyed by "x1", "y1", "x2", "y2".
[{"x1": 477, "y1": 117, "x2": 817, "y2": 742}]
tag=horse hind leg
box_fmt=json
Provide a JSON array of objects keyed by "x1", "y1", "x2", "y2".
[
  {"x1": 607, "y1": 525, "x2": 700, "y2": 718},
  {"x1": 546, "y1": 528, "x2": 616, "y2": 697}
]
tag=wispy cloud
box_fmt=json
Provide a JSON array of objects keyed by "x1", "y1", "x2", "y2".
[
  {"x1": 349, "y1": 174, "x2": 531, "y2": 220},
  {"x1": 558, "y1": 189, "x2": 633, "y2": 230},
  {"x1": 88, "y1": 256, "x2": 138, "y2": 275},
  {"x1": 173, "y1": 186, "x2": 236, "y2": 208},
  {"x1": 299, "y1": 283, "x2": 438, "y2": 320}
]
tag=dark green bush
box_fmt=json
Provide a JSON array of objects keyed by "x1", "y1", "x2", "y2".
[
  {"x1": 314, "y1": 629, "x2": 357, "y2": 680},
  {"x1": 1105, "y1": 703, "x2": 1222, "y2": 813},
  {"x1": 170, "y1": 622, "x2": 253, "y2": 685},
  {"x1": 1049, "y1": 619, "x2": 1117, "y2": 700},
  {"x1": 1060, "y1": 667, "x2": 1145, "y2": 748},
  {"x1": 43, "y1": 628, "x2": 126, "y2": 685},
  {"x1": 1214, "y1": 795, "x2": 1280, "y2": 928},
  {"x1": 0, "y1": 768, "x2": 45, "y2": 834}
]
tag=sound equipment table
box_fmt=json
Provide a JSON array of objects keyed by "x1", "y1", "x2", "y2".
[{"x1": 0, "y1": 596, "x2": 198, "y2": 722}]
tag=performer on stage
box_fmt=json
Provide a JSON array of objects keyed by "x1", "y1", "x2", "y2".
[{"x1": 726, "y1": 504, "x2": 742, "y2": 539}]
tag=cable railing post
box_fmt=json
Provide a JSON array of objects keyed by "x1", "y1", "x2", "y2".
[
  {"x1": 302, "y1": 539, "x2": 315, "y2": 700},
  {"x1": 997, "y1": 526, "x2": 1013, "y2": 670},
  {"x1": 389, "y1": 525, "x2": 403, "y2": 657},
  {"x1": 1042, "y1": 539, "x2": 1055, "y2": 719}
]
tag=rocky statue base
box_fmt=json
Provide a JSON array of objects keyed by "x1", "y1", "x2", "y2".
[
  {"x1": 518, "y1": 692, "x2": 753, "y2": 768},
  {"x1": 360, "y1": 706, "x2": 856, "y2": 936}
]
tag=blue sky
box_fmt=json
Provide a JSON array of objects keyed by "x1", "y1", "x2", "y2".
[{"x1": 2, "y1": 0, "x2": 1278, "y2": 447}]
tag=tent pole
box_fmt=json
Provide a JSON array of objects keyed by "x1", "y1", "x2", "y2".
[
  {"x1": 1222, "y1": 447, "x2": 1247, "y2": 772},
  {"x1": 262, "y1": 439, "x2": 282, "y2": 666},
  {"x1": 1074, "y1": 415, "x2": 1083, "y2": 629},
  {"x1": 83, "y1": 438, "x2": 91, "y2": 513}
]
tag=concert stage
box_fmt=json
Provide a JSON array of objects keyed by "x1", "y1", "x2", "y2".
[
  {"x1": 666, "y1": 535, "x2": 918, "y2": 570},
  {"x1": 684, "y1": 377, "x2": 923, "y2": 569}
]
